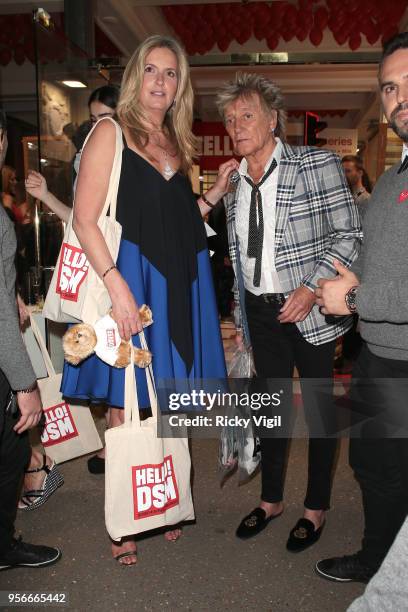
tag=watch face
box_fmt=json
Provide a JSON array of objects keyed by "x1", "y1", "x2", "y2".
[{"x1": 346, "y1": 287, "x2": 357, "y2": 312}]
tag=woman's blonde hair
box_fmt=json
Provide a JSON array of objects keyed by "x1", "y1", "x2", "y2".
[
  {"x1": 216, "y1": 72, "x2": 286, "y2": 140},
  {"x1": 117, "y1": 35, "x2": 197, "y2": 174}
]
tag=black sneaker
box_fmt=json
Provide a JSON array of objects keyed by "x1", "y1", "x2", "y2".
[
  {"x1": 315, "y1": 553, "x2": 375, "y2": 584},
  {"x1": 0, "y1": 537, "x2": 61, "y2": 570}
]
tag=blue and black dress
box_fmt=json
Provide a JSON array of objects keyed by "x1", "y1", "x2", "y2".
[{"x1": 61, "y1": 141, "x2": 226, "y2": 409}]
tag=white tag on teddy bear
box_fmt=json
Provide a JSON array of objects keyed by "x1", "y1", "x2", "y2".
[{"x1": 93, "y1": 314, "x2": 123, "y2": 367}]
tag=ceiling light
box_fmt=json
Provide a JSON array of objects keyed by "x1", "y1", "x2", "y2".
[{"x1": 61, "y1": 80, "x2": 87, "y2": 88}]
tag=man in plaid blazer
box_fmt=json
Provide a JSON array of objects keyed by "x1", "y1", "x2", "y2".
[{"x1": 198, "y1": 73, "x2": 362, "y2": 551}]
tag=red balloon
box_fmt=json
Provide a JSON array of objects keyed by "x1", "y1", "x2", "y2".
[
  {"x1": 266, "y1": 34, "x2": 279, "y2": 50},
  {"x1": 361, "y1": 19, "x2": 374, "y2": 37},
  {"x1": 236, "y1": 28, "x2": 251, "y2": 45},
  {"x1": 326, "y1": 0, "x2": 341, "y2": 9},
  {"x1": 349, "y1": 32, "x2": 362, "y2": 51},
  {"x1": 296, "y1": 27, "x2": 308, "y2": 42},
  {"x1": 300, "y1": 10, "x2": 314, "y2": 30},
  {"x1": 281, "y1": 26, "x2": 295, "y2": 43},
  {"x1": 254, "y1": 26, "x2": 265, "y2": 41},
  {"x1": 328, "y1": 14, "x2": 337, "y2": 32},
  {"x1": 285, "y1": 4, "x2": 298, "y2": 25},
  {"x1": 0, "y1": 47, "x2": 11, "y2": 66},
  {"x1": 341, "y1": 20, "x2": 353, "y2": 39},
  {"x1": 315, "y1": 6, "x2": 329, "y2": 30},
  {"x1": 299, "y1": 0, "x2": 314, "y2": 9},
  {"x1": 162, "y1": 6, "x2": 173, "y2": 20},
  {"x1": 269, "y1": 2, "x2": 285, "y2": 27},
  {"x1": 366, "y1": 22, "x2": 380, "y2": 45},
  {"x1": 333, "y1": 30, "x2": 348, "y2": 45},
  {"x1": 207, "y1": 14, "x2": 219, "y2": 28},
  {"x1": 309, "y1": 26, "x2": 323, "y2": 46},
  {"x1": 332, "y1": 8, "x2": 347, "y2": 24},
  {"x1": 177, "y1": 6, "x2": 188, "y2": 22},
  {"x1": 382, "y1": 25, "x2": 399, "y2": 46},
  {"x1": 218, "y1": 38, "x2": 230, "y2": 52},
  {"x1": 255, "y1": 4, "x2": 270, "y2": 25}
]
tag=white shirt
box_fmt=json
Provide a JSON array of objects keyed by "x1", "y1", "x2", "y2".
[
  {"x1": 236, "y1": 138, "x2": 283, "y2": 295},
  {"x1": 402, "y1": 143, "x2": 408, "y2": 161}
]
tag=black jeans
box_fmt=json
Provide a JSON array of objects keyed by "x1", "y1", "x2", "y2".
[
  {"x1": 0, "y1": 369, "x2": 30, "y2": 554},
  {"x1": 245, "y1": 291, "x2": 337, "y2": 509},
  {"x1": 349, "y1": 343, "x2": 408, "y2": 571},
  {"x1": 342, "y1": 314, "x2": 362, "y2": 361}
]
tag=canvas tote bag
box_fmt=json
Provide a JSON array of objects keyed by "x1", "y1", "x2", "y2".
[
  {"x1": 30, "y1": 316, "x2": 103, "y2": 463},
  {"x1": 42, "y1": 116, "x2": 123, "y2": 325},
  {"x1": 105, "y1": 333, "x2": 195, "y2": 541}
]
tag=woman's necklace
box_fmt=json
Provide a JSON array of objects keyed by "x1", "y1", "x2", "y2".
[{"x1": 150, "y1": 133, "x2": 177, "y2": 179}]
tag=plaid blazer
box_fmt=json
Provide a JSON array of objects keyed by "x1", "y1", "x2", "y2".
[{"x1": 224, "y1": 143, "x2": 363, "y2": 346}]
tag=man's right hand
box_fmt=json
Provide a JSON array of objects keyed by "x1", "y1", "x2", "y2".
[{"x1": 14, "y1": 387, "x2": 43, "y2": 434}]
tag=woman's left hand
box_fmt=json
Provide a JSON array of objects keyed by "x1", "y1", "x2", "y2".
[{"x1": 207, "y1": 158, "x2": 240, "y2": 203}]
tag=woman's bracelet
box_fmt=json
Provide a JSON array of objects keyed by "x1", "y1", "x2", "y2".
[
  {"x1": 201, "y1": 193, "x2": 218, "y2": 209},
  {"x1": 102, "y1": 264, "x2": 117, "y2": 280}
]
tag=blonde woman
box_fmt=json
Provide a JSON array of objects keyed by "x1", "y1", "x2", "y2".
[{"x1": 61, "y1": 36, "x2": 227, "y2": 565}]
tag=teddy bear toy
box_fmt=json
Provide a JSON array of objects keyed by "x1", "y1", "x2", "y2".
[{"x1": 62, "y1": 305, "x2": 153, "y2": 369}]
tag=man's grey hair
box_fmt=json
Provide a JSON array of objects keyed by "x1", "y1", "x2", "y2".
[{"x1": 216, "y1": 72, "x2": 286, "y2": 139}]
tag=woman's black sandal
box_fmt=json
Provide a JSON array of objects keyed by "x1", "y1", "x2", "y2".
[{"x1": 18, "y1": 455, "x2": 64, "y2": 511}]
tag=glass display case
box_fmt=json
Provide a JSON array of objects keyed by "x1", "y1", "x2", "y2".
[{"x1": 14, "y1": 9, "x2": 121, "y2": 302}]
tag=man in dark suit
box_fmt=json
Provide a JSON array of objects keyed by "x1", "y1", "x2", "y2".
[
  {"x1": 199, "y1": 73, "x2": 362, "y2": 551},
  {"x1": 0, "y1": 109, "x2": 61, "y2": 570}
]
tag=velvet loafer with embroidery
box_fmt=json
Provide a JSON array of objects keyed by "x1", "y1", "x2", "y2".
[
  {"x1": 236, "y1": 507, "x2": 282, "y2": 540},
  {"x1": 286, "y1": 518, "x2": 325, "y2": 552}
]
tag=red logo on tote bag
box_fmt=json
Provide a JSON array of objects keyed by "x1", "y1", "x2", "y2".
[
  {"x1": 132, "y1": 455, "x2": 180, "y2": 519},
  {"x1": 41, "y1": 402, "x2": 79, "y2": 446},
  {"x1": 56, "y1": 243, "x2": 89, "y2": 301}
]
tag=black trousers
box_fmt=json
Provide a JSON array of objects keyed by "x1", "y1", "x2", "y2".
[
  {"x1": 342, "y1": 314, "x2": 362, "y2": 361},
  {"x1": 0, "y1": 369, "x2": 30, "y2": 554},
  {"x1": 349, "y1": 343, "x2": 408, "y2": 571},
  {"x1": 245, "y1": 291, "x2": 337, "y2": 509}
]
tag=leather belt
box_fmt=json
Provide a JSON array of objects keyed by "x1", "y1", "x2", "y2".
[
  {"x1": 262, "y1": 293, "x2": 286, "y2": 306},
  {"x1": 246, "y1": 290, "x2": 286, "y2": 306}
]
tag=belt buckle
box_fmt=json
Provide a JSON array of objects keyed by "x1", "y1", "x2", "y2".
[{"x1": 262, "y1": 293, "x2": 285, "y2": 305}]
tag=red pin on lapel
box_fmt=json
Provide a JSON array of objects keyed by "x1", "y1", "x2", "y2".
[{"x1": 398, "y1": 190, "x2": 408, "y2": 203}]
